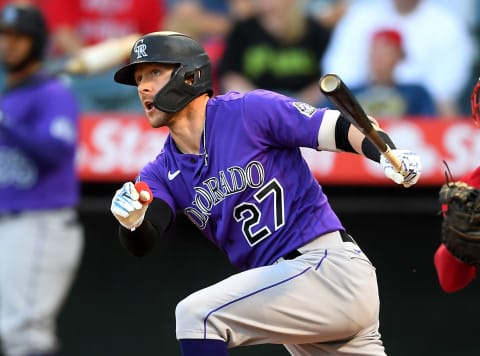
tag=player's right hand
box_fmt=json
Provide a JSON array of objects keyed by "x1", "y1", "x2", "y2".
[
  {"x1": 111, "y1": 182, "x2": 152, "y2": 231},
  {"x1": 380, "y1": 149, "x2": 422, "y2": 188}
]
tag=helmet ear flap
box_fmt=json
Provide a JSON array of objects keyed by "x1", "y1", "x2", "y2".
[
  {"x1": 471, "y1": 78, "x2": 480, "y2": 127},
  {"x1": 153, "y1": 61, "x2": 213, "y2": 113},
  {"x1": 153, "y1": 65, "x2": 197, "y2": 113}
]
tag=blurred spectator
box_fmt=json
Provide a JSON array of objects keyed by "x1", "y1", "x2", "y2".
[
  {"x1": 0, "y1": 3, "x2": 84, "y2": 356},
  {"x1": 344, "y1": 28, "x2": 437, "y2": 118},
  {"x1": 322, "y1": 0, "x2": 475, "y2": 118},
  {"x1": 0, "y1": 0, "x2": 42, "y2": 8},
  {"x1": 305, "y1": 0, "x2": 354, "y2": 29},
  {"x1": 228, "y1": 0, "x2": 255, "y2": 20},
  {"x1": 39, "y1": 0, "x2": 167, "y2": 112},
  {"x1": 165, "y1": 0, "x2": 231, "y2": 42},
  {"x1": 218, "y1": 0, "x2": 331, "y2": 106},
  {"x1": 42, "y1": 0, "x2": 165, "y2": 55},
  {"x1": 165, "y1": 0, "x2": 255, "y2": 37},
  {"x1": 165, "y1": 0, "x2": 255, "y2": 95},
  {"x1": 436, "y1": 0, "x2": 478, "y2": 31}
]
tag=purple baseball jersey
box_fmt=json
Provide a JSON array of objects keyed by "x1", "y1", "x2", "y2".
[
  {"x1": 138, "y1": 90, "x2": 344, "y2": 269},
  {"x1": 0, "y1": 72, "x2": 80, "y2": 212}
]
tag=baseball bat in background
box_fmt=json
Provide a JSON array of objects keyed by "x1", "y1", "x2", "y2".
[
  {"x1": 318, "y1": 73, "x2": 402, "y2": 172},
  {"x1": 47, "y1": 33, "x2": 140, "y2": 76}
]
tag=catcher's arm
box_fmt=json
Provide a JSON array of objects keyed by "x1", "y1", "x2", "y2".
[
  {"x1": 434, "y1": 244, "x2": 477, "y2": 293},
  {"x1": 434, "y1": 77, "x2": 480, "y2": 292}
]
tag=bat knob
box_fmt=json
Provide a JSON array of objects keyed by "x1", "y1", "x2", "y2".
[{"x1": 319, "y1": 74, "x2": 341, "y2": 94}]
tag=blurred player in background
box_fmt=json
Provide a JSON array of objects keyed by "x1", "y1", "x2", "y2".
[
  {"x1": 434, "y1": 79, "x2": 480, "y2": 293},
  {"x1": 0, "y1": 3, "x2": 84, "y2": 356},
  {"x1": 110, "y1": 31, "x2": 421, "y2": 355},
  {"x1": 39, "y1": 0, "x2": 167, "y2": 112}
]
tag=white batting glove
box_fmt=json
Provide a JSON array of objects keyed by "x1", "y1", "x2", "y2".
[
  {"x1": 380, "y1": 149, "x2": 422, "y2": 188},
  {"x1": 111, "y1": 182, "x2": 151, "y2": 231}
]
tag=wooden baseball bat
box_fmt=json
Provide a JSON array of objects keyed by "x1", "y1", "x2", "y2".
[
  {"x1": 318, "y1": 73, "x2": 402, "y2": 172},
  {"x1": 47, "y1": 33, "x2": 140, "y2": 76}
]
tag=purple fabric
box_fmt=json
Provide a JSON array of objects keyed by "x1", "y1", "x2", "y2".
[
  {"x1": 138, "y1": 90, "x2": 344, "y2": 270},
  {"x1": 0, "y1": 72, "x2": 80, "y2": 211},
  {"x1": 179, "y1": 339, "x2": 228, "y2": 356}
]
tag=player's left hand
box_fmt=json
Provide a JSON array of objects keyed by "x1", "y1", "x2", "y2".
[
  {"x1": 111, "y1": 182, "x2": 152, "y2": 231},
  {"x1": 380, "y1": 149, "x2": 422, "y2": 188}
]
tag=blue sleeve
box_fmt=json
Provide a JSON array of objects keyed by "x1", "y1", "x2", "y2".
[
  {"x1": 401, "y1": 85, "x2": 437, "y2": 116},
  {"x1": 415, "y1": 87, "x2": 438, "y2": 116}
]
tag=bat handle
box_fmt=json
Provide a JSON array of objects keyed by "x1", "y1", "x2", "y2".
[{"x1": 382, "y1": 145, "x2": 403, "y2": 173}]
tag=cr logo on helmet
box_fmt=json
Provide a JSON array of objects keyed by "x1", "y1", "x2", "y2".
[{"x1": 134, "y1": 39, "x2": 148, "y2": 59}]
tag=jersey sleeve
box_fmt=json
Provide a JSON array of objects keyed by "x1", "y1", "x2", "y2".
[
  {"x1": 242, "y1": 90, "x2": 326, "y2": 149},
  {"x1": 1, "y1": 81, "x2": 79, "y2": 166}
]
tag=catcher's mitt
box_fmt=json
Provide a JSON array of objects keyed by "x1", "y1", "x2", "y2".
[{"x1": 439, "y1": 181, "x2": 480, "y2": 266}]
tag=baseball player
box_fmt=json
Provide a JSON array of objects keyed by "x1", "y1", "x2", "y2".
[
  {"x1": 434, "y1": 78, "x2": 480, "y2": 293},
  {"x1": 110, "y1": 31, "x2": 422, "y2": 355},
  {"x1": 0, "y1": 4, "x2": 84, "y2": 356}
]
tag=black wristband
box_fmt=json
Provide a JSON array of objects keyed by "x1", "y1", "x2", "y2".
[
  {"x1": 119, "y1": 221, "x2": 158, "y2": 257},
  {"x1": 118, "y1": 198, "x2": 174, "y2": 257},
  {"x1": 361, "y1": 131, "x2": 397, "y2": 162},
  {"x1": 335, "y1": 114, "x2": 356, "y2": 153}
]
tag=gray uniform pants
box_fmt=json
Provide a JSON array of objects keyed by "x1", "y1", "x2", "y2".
[
  {"x1": 176, "y1": 231, "x2": 386, "y2": 355},
  {"x1": 0, "y1": 209, "x2": 84, "y2": 356}
]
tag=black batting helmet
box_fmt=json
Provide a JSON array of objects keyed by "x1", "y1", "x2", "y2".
[
  {"x1": 114, "y1": 31, "x2": 213, "y2": 113},
  {"x1": 0, "y1": 3, "x2": 48, "y2": 61}
]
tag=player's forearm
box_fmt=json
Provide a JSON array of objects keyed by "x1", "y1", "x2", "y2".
[
  {"x1": 318, "y1": 112, "x2": 396, "y2": 162},
  {"x1": 118, "y1": 197, "x2": 174, "y2": 257},
  {"x1": 342, "y1": 117, "x2": 395, "y2": 162},
  {"x1": 0, "y1": 122, "x2": 74, "y2": 166},
  {"x1": 119, "y1": 220, "x2": 158, "y2": 257},
  {"x1": 359, "y1": 130, "x2": 396, "y2": 163}
]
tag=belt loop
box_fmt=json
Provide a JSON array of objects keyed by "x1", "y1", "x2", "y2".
[
  {"x1": 278, "y1": 230, "x2": 358, "y2": 264},
  {"x1": 340, "y1": 230, "x2": 358, "y2": 245},
  {"x1": 282, "y1": 249, "x2": 302, "y2": 260}
]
